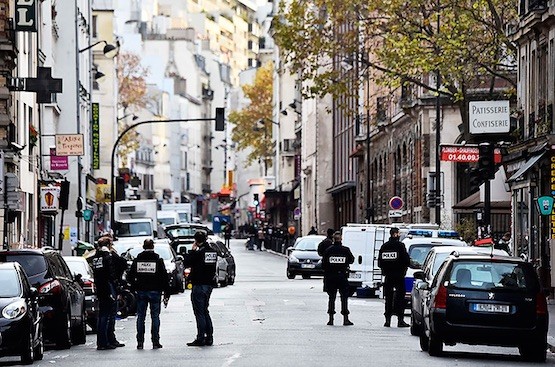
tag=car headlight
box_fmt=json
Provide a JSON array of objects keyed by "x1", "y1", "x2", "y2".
[
  {"x1": 2, "y1": 300, "x2": 27, "y2": 320},
  {"x1": 289, "y1": 255, "x2": 299, "y2": 263},
  {"x1": 317, "y1": 259, "x2": 322, "y2": 264}
]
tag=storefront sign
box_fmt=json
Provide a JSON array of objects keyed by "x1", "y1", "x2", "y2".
[
  {"x1": 50, "y1": 147, "x2": 68, "y2": 170},
  {"x1": 469, "y1": 100, "x2": 510, "y2": 134},
  {"x1": 56, "y1": 134, "x2": 84, "y2": 156},
  {"x1": 551, "y1": 149, "x2": 555, "y2": 238},
  {"x1": 16, "y1": 0, "x2": 37, "y2": 32},
  {"x1": 92, "y1": 103, "x2": 100, "y2": 169},
  {"x1": 440, "y1": 145, "x2": 502, "y2": 163},
  {"x1": 538, "y1": 196, "x2": 554, "y2": 216},
  {"x1": 40, "y1": 186, "x2": 60, "y2": 212}
]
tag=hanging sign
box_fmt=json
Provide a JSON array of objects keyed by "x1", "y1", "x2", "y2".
[
  {"x1": 537, "y1": 196, "x2": 554, "y2": 216},
  {"x1": 16, "y1": 0, "x2": 37, "y2": 32},
  {"x1": 92, "y1": 103, "x2": 100, "y2": 169},
  {"x1": 40, "y1": 186, "x2": 60, "y2": 212},
  {"x1": 56, "y1": 134, "x2": 84, "y2": 156}
]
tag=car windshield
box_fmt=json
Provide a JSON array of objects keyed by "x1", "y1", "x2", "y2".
[
  {"x1": 117, "y1": 222, "x2": 152, "y2": 237},
  {"x1": 158, "y1": 218, "x2": 175, "y2": 226},
  {"x1": 166, "y1": 227, "x2": 205, "y2": 238},
  {"x1": 408, "y1": 244, "x2": 437, "y2": 269},
  {"x1": 1, "y1": 254, "x2": 47, "y2": 277},
  {"x1": 64, "y1": 259, "x2": 91, "y2": 277},
  {"x1": 294, "y1": 238, "x2": 322, "y2": 251},
  {"x1": 449, "y1": 261, "x2": 534, "y2": 290},
  {"x1": 127, "y1": 246, "x2": 173, "y2": 261},
  {"x1": 432, "y1": 253, "x2": 450, "y2": 275},
  {"x1": 178, "y1": 213, "x2": 188, "y2": 222},
  {"x1": 0, "y1": 269, "x2": 21, "y2": 297}
]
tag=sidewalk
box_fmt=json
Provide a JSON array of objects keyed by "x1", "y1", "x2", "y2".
[{"x1": 549, "y1": 301, "x2": 555, "y2": 353}]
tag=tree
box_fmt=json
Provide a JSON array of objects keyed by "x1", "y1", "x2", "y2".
[
  {"x1": 273, "y1": 0, "x2": 518, "y2": 130},
  {"x1": 116, "y1": 52, "x2": 150, "y2": 166},
  {"x1": 229, "y1": 61, "x2": 274, "y2": 171}
]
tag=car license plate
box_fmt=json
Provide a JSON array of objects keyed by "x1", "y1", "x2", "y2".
[
  {"x1": 472, "y1": 303, "x2": 510, "y2": 313},
  {"x1": 350, "y1": 272, "x2": 362, "y2": 279},
  {"x1": 301, "y1": 264, "x2": 315, "y2": 269}
]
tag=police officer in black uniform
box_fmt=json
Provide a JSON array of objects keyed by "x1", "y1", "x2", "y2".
[
  {"x1": 91, "y1": 236, "x2": 119, "y2": 350},
  {"x1": 127, "y1": 239, "x2": 169, "y2": 349},
  {"x1": 378, "y1": 227, "x2": 410, "y2": 327},
  {"x1": 317, "y1": 228, "x2": 335, "y2": 256},
  {"x1": 322, "y1": 231, "x2": 355, "y2": 326},
  {"x1": 185, "y1": 231, "x2": 217, "y2": 346}
]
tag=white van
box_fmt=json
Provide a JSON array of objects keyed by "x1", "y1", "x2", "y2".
[
  {"x1": 157, "y1": 211, "x2": 180, "y2": 227},
  {"x1": 341, "y1": 224, "x2": 398, "y2": 297}
]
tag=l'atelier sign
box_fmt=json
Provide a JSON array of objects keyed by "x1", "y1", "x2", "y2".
[{"x1": 16, "y1": 0, "x2": 37, "y2": 32}]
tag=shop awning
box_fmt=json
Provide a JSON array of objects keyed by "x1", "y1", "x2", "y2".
[{"x1": 507, "y1": 152, "x2": 546, "y2": 183}]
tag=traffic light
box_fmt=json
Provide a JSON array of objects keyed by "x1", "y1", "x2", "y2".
[
  {"x1": 115, "y1": 177, "x2": 126, "y2": 201},
  {"x1": 215, "y1": 107, "x2": 225, "y2": 131},
  {"x1": 253, "y1": 193, "x2": 259, "y2": 207},
  {"x1": 468, "y1": 167, "x2": 485, "y2": 193},
  {"x1": 59, "y1": 180, "x2": 70, "y2": 210},
  {"x1": 478, "y1": 143, "x2": 495, "y2": 180}
]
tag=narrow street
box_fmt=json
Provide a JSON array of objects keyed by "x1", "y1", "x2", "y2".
[{"x1": 9, "y1": 239, "x2": 553, "y2": 367}]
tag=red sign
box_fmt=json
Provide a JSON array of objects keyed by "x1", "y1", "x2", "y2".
[
  {"x1": 50, "y1": 148, "x2": 68, "y2": 170},
  {"x1": 440, "y1": 145, "x2": 501, "y2": 163}
]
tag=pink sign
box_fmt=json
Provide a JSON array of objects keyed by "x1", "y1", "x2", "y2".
[{"x1": 50, "y1": 148, "x2": 68, "y2": 170}]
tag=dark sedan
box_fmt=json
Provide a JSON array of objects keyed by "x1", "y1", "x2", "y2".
[
  {"x1": 286, "y1": 235, "x2": 326, "y2": 279},
  {"x1": 0, "y1": 262, "x2": 43, "y2": 364},
  {"x1": 419, "y1": 253, "x2": 548, "y2": 362},
  {"x1": 0, "y1": 249, "x2": 86, "y2": 349},
  {"x1": 63, "y1": 256, "x2": 98, "y2": 332}
]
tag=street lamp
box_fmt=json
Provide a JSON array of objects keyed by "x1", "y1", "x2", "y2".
[
  {"x1": 109, "y1": 114, "x2": 224, "y2": 231},
  {"x1": 79, "y1": 40, "x2": 119, "y2": 58}
]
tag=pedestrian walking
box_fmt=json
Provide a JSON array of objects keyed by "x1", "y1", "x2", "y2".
[
  {"x1": 127, "y1": 239, "x2": 170, "y2": 350},
  {"x1": 91, "y1": 236, "x2": 124, "y2": 350},
  {"x1": 322, "y1": 231, "x2": 354, "y2": 326},
  {"x1": 184, "y1": 231, "x2": 218, "y2": 346},
  {"x1": 317, "y1": 228, "x2": 335, "y2": 256},
  {"x1": 223, "y1": 222, "x2": 232, "y2": 248},
  {"x1": 377, "y1": 227, "x2": 410, "y2": 328}
]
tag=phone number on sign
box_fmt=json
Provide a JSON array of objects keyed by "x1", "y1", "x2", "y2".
[{"x1": 442, "y1": 153, "x2": 479, "y2": 162}]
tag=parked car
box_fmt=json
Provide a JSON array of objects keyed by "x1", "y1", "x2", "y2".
[
  {"x1": 208, "y1": 236, "x2": 236, "y2": 286},
  {"x1": 286, "y1": 235, "x2": 326, "y2": 279},
  {"x1": 402, "y1": 236, "x2": 468, "y2": 307},
  {"x1": 0, "y1": 248, "x2": 86, "y2": 349},
  {"x1": 0, "y1": 262, "x2": 43, "y2": 364},
  {"x1": 410, "y1": 246, "x2": 508, "y2": 336},
  {"x1": 418, "y1": 252, "x2": 548, "y2": 362},
  {"x1": 63, "y1": 256, "x2": 98, "y2": 332},
  {"x1": 122, "y1": 243, "x2": 185, "y2": 295}
]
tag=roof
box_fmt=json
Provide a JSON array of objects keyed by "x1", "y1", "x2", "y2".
[
  {"x1": 427, "y1": 245, "x2": 508, "y2": 256},
  {"x1": 403, "y1": 237, "x2": 467, "y2": 246}
]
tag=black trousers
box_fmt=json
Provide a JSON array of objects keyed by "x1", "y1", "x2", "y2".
[
  {"x1": 383, "y1": 274, "x2": 405, "y2": 318},
  {"x1": 324, "y1": 274, "x2": 349, "y2": 315}
]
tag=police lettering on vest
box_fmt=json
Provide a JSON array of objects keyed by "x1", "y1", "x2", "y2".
[
  {"x1": 381, "y1": 252, "x2": 398, "y2": 260},
  {"x1": 137, "y1": 261, "x2": 156, "y2": 273},
  {"x1": 329, "y1": 256, "x2": 346, "y2": 264},
  {"x1": 204, "y1": 252, "x2": 217, "y2": 263},
  {"x1": 92, "y1": 257, "x2": 104, "y2": 269}
]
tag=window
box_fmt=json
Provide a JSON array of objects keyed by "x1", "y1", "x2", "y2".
[
  {"x1": 0, "y1": 269, "x2": 21, "y2": 297},
  {"x1": 2, "y1": 254, "x2": 47, "y2": 277},
  {"x1": 92, "y1": 15, "x2": 97, "y2": 38},
  {"x1": 449, "y1": 261, "x2": 536, "y2": 290}
]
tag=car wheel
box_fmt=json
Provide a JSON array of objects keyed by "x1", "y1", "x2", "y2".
[
  {"x1": 286, "y1": 270, "x2": 296, "y2": 279},
  {"x1": 519, "y1": 340, "x2": 547, "y2": 362},
  {"x1": 419, "y1": 328, "x2": 429, "y2": 352},
  {"x1": 410, "y1": 313, "x2": 420, "y2": 336},
  {"x1": 33, "y1": 325, "x2": 44, "y2": 361},
  {"x1": 55, "y1": 311, "x2": 72, "y2": 349},
  {"x1": 302, "y1": 274, "x2": 311, "y2": 279},
  {"x1": 428, "y1": 330, "x2": 443, "y2": 356},
  {"x1": 20, "y1": 328, "x2": 34, "y2": 365},
  {"x1": 71, "y1": 306, "x2": 87, "y2": 345}
]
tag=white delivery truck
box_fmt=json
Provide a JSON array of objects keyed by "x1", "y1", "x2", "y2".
[
  {"x1": 160, "y1": 203, "x2": 192, "y2": 223},
  {"x1": 157, "y1": 210, "x2": 180, "y2": 226},
  {"x1": 342, "y1": 223, "x2": 398, "y2": 297},
  {"x1": 113, "y1": 199, "x2": 158, "y2": 254}
]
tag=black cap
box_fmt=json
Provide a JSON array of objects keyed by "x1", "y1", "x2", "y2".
[
  {"x1": 194, "y1": 231, "x2": 207, "y2": 243},
  {"x1": 327, "y1": 228, "x2": 335, "y2": 237},
  {"x1": 390, "y1": 227, "x2": 400, "y2": 236}
]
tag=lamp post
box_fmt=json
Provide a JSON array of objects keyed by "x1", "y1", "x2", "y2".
[
  {"x1": 434, "y1": 0, "x2": 442, "y2": 226},
  {"x1": 110, "y1": 116, "x2": 222, "y2": 230}
]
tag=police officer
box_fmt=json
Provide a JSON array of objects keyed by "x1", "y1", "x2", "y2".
[
  {"x1": 91, "y1": 237, "x2": 119, "y2": 350},
  {"x1": 185, "y1": 231, "x2": 217, "y2": 346},
  {"x1": 127, "y1": 239, "x2": 169, "y2": 350},
  {"x1": 322, "y1": 232, "x2": 355, "y2": 326},
  {"x1": 378, "y1": 227, "x2": 410, "y2": 327},
  {"x1": 317, "y1": 228, "x2": 335, "y2": 256}
]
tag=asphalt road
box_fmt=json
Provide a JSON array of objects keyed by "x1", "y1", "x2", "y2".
[{"x1": 6, "y1": 239, "x2": 553, "y2": 366}]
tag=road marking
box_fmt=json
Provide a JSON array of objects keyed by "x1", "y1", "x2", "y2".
[{"x1": 222, "y1": 352, "x2": 241, "y2": 367}]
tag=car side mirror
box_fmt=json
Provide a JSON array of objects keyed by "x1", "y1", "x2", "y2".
[
  {"x1": 416, "y1": 281, "x2": 429, "y2": 291},
  {"x1": 30, "y1": 287, "x2": 38, "y2": 298},
  {"x1": 286, "y1": 247, "x2": 293, "y2": 255},
  {"x1": 153, "y1": 230, "x2": 158, "y2": 238},
  {"x1": 179, "y1": 247, "x2": 188, "y2": 255},
  {"x1": 176, "y1": 255, "x2": 184, "y2": 262},
  {"x1": 413, "y1": 271, "x2": 425, "y2": 280}
]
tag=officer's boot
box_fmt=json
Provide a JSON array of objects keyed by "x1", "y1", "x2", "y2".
[
  {"x1": 397, "y1": 316, "x2": 409, "y2": 328},
  {"x1": 384, "y1": 316, "x2": 391, "y2": 327},
  {"x1": 343, "y1": 315, "x2": 354, "y2": 326},
  {"x1": 327, "y1": 314, "x2": 334, "y2": 326},
  {"x1": 327, "y1": 298, "x2": 335, "y2": 325}
]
